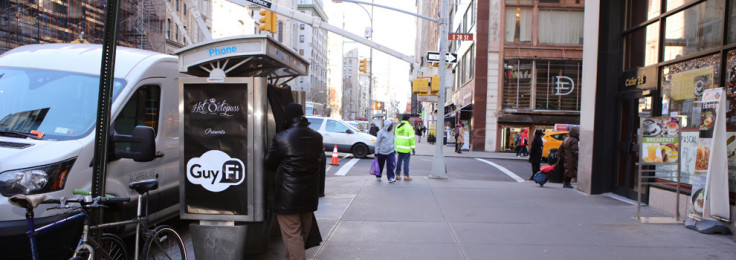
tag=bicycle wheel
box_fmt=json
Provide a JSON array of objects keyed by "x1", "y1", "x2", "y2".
[
  {"x1": 142, "y1": 225, "x2": 186, "y2": 260},
  {"x1": 101, "y1": 233, "x2": 128, "y2": 260}
]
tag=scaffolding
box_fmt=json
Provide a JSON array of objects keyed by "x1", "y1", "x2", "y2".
[{"x1": 0, "y1": 0, "x2": 165, "y2": 54}]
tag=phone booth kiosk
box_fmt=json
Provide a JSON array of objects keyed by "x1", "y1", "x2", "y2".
[{"x1": 175, "y1": 35, "x2": 308, "y2": 259}]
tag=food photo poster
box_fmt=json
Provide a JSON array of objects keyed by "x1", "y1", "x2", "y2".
[{"x1": 641, "y1": 117, "x2": 680, "y2": 164}]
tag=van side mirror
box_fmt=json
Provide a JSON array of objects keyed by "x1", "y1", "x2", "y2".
[
  {"x1": 112, "y1": 126, "x2": 156, "y2": 162},
  {"x1": 346, "y1": 129, "x2": 353, "y2": 134}
]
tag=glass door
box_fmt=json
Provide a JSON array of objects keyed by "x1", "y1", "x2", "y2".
[{"x1": 615, "y1": 92, "x2": 652, "y2": 200}]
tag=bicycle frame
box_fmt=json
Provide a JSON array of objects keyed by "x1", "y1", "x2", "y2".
[
  {"x1": 23, "y1": 209, "x2": 86, "y2": 260},
  {"x1": 94, "y1": 192, "x2": 149, "y2": 260}
]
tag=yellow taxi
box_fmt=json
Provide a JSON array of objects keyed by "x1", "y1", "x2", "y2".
[{"x1": 542, "y1": 131, "x2": 569, "y2": 161}]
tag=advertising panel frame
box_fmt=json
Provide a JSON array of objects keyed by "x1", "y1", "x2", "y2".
[{"x1": 178, "y1": 77, "x2": 268, "y2": 222}]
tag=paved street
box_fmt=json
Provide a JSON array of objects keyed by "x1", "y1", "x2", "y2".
[{"x1": 179, "y1": 141, "x2": 736, "y2": 259}]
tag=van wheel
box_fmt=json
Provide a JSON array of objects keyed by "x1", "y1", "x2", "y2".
[{"x1": 352, "y1": 143, "x2": 369, "y2": 158}]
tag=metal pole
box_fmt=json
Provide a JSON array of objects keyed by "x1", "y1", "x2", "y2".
[
  {"x1": 368, "y1": 1, "x2": 373, "y2": 124},
  {"x1": 429, "y1": 0, "x2": 448, "y2": 179}
]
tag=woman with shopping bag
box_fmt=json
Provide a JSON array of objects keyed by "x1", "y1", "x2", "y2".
[{"x1": 372, "y1": 119, "x2": 397, "y2": 182}]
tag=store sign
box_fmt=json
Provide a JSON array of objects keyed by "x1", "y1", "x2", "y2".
[
  {"x1": 620, "y1": 67, "x2": 656, "y2": 89},
  {"x1": 640, "y1": 117, "x2": 680, "y2": 163},
  {"x1": 554, "y1": 76, "x2": 575, "y2": 95}
]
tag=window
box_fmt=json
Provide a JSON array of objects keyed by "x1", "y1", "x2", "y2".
[
  {"x1": 505, "y1": 7, "x2": 532, "y2": 43},
  {"x1": 306, "y1": 117, "x2": 323, "y2": 131},
  {"x1": 299, "y1": 49, "x2": 304, "y2": 55},
  {"x1": 278, "y1": 22, "x2": 283, "y2": 42},
  {"x1": 623, "y1": 22, "x2": 660, "y2": 70},
  {"x1": 535, "y1": 61, "x2": 581, "y2": 111},
  {"x1": 626, "y1": 0, "x2": 660, "y2": 29},
  {"x1": 659, "y1": 53, "x2": 722, "y2": 185},
  {"x1": 326, "y1": 119, "x2": 349, "y2": 133},
  {"x1": 503, "y1": 60, "x2": 533, "y2": 109},
  {"x1": 663, "y1": 0, "x2": 724, "y2": 61},
  {"x1": 183, "y1": 3, "x2": 187, "y2": 15},
  {"x1": 300, "y1": 35, "x2": 304, "y2": 43},
  {"x1": 300, "y1": 24, "x2": 305, "y2": 30},
  {"x1": 538, "y1": 9, "x2": 584, "y2": 44},
  {"x1": 114, "y1": 85, "x2": 161, "y2": 151},
  {"x1": 167, "y1": 19, "x2": 171, "y2": 39},
  {"x1": 176, "y1": 0, "x2": 179, "y2": 11}
]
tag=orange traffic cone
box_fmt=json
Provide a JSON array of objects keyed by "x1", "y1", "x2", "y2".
[{"x1": 330, "y1": 145, "x2": 340, "y2": 165}]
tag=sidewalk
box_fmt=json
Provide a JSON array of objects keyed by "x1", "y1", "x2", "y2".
[{"x1": 254, "y1": 141, "x2": 736, "y2": 259}]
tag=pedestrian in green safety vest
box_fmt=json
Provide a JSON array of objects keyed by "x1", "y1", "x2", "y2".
[{"x1": 394, "y1": 115, "x2": 415, "y2": 181}]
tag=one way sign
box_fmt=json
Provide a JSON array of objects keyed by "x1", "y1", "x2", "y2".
[{"x1": 426, "y1": 52, "x2": 457, "y2": 63}]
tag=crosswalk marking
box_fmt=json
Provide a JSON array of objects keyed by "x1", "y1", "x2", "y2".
[
  {"x1": 475, "y1": 158, "x2": 525, "y2": 183},
  {"x1": 334, "y1": 158, "x2": 360, "y2": 176}
]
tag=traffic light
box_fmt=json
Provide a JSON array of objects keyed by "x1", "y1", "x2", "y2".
[
  {"x1": 359, "y1": 59, "x2": 367, "y2": 73},
  {"x1": 373, "y1": 101, "x2": 384, "y2": 110},
  {"x1": 412, "y1": 78, "x2": 429, "y2": 93},
  {"x1": 259, "y1": 9, "x2": 277, "y2": 33},
  {"x1": 430, "y1": 75, "x2": 440, "y2": 92}
]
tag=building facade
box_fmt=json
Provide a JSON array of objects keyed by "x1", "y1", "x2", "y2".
[
  {"x1": 583, "y1": 0, "x2": 736, "y2": 224},
  {"x1": 0, "y1": 0, "x2": 169, "y2": 54},
  {"x1": 343, "y1": 48, "x2": 360, "y2": 120},
  {"x1": 416, "y1": 0, "x2": 584, "y2": 152},
  {"x1": 296, "y1": 0, "x2": 329, "y2": 106}
]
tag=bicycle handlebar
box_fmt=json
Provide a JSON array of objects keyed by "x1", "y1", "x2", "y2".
[{"x1": 42, "y1": 195, "x2": 130, "y2": 208}]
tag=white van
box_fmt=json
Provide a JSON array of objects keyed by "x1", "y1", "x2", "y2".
[{"x1": 0, "y1": 44, "x2": 184, "y2": 259}]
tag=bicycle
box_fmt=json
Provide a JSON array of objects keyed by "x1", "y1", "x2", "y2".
[
  {"x1": 10, "y1": 179, "x2": 187, "y2": 260},
  {"x1": 9, "y1": 191, "x2": 130, "y2": 260}
]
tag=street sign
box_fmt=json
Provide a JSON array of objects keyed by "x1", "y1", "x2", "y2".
[
  {"x1": 426, "y1": 52, "x2": 457, "y2": 63},
  {"x1": 247, "y1": 0, "x2": 272, "y2": 8},
  {"x1": 449, "y1": 33, "x2": 473, "y2": 41}
]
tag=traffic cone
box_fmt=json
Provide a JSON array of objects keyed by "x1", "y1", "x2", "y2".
[{"x1": 330, "y1": 145, "x2": 340, "y2": 165}]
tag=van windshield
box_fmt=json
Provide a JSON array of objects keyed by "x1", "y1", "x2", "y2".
[{"x1": 0, "y1": 67, "x2": 125, "y2": 141}]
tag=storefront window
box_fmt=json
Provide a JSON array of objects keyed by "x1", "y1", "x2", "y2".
[
  {"x1": 663, "y1": 0, "x2": 724, "y2": 61},
  {"x1": 503, "y1": 60, "x2": 533, "y2": 109},
  {"x1": 624, "y1": 22, "x2": 660, "y2": 70},
  {"x1": 505, "y1": 7, "x2": 532, "y2": 43},
  {"x1": 729, "y1": 0, "x2": 736, "y2": 43},
  {"x1": 659, "y1": 54, "x2": 721, "y2": 186},
  {"x1": 665, "y1": 0, "x2": 698, "y2": 12},
  {"x1": 626, "y1": 0, "x2": 660, "y2": 28},
  {"x1": 535, "y1": 61, "x2": 581, "y2": 111},
  {"x1": 538, "y1": 9, "x2": 584, "y2": 44}
]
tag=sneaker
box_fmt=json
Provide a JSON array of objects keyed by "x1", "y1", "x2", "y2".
[
  {"x1": 395, "y1": 175, "x2": 402, "y2": 181},
  {"x1": 376, "y1": 177, "x2": 381, "y2": 182},
  {"x1": 388, "y1": 178, "x2": 396, "y2": 183},
  {"x1": 403, "y1": 175, "x2": 412, "y2": 181}
]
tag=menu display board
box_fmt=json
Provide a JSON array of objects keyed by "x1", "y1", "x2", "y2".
[{"x1": 641, "y1": 117, "x2": 680, "y2": 163}]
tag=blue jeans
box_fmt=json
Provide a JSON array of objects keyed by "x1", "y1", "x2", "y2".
[
  {"x1": 396, "y1": 152, "x2": 411, "y2": 176},
  {"x1": 376, "y1": 152, "x2": 396, "y2": 180}
]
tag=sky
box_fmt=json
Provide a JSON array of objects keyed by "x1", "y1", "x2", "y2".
[{"x1": 322, "y1": 0, "x2": 418, "y2": 113}]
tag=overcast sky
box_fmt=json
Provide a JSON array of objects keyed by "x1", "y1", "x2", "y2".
[{"x1": 322, "y1": 0, "x2": 418, "y2": 113}]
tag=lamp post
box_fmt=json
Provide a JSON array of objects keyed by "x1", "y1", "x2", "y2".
[{"x1": 348, "y1": 1, "x2": 374, "y2": 124}]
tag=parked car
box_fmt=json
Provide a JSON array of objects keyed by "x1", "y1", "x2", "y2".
[
  {"x1": 542, "y1": 131, "x2": 569, "y2": 163},
  {"x1": 306, "y1": 116, "x2": 376, "y2": 158}
]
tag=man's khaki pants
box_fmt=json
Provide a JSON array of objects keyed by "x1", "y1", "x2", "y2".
[{"x1": 276, "y1": 212, "x2": 313, "y2": 260}]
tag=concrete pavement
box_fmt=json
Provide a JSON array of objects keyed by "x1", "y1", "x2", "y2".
[{"x1": 245, "y1": 141, "x2": 736, "y2": 259}]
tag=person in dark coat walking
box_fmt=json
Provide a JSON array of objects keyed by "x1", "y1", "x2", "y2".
[
  {"x1": 528, "y1": 129, "x2": 544, "y2": 180},
  {"x1": 556, "y1": 126, "x2": 579, "y2": 188},
  {"x1": 369, "y1": 123, "x2": 380, "y2": 136},
  {"x1": 265, "y1": 103, "x2": 324, "y2": 260}
]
